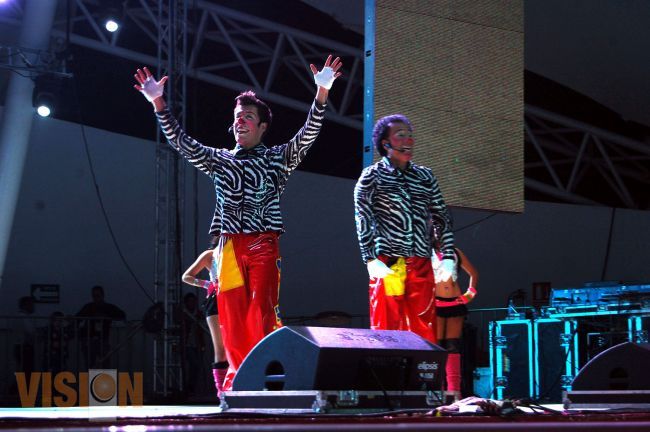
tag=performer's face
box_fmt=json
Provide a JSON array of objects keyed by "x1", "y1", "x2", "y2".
[
  {"x1": 384, "y1": 122, "x2": 414, "y2": 168},
  {"x1": 233, "y1": 104, "x2": 267, "y2": 149}
]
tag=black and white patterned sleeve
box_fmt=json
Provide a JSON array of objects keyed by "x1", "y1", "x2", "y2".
[
  {"x1": 354, "y1": 167, "x2": 377, "y2": 263},
  {"x1": 427, "y1": 170, "x2": 455, "y2": 260},
  {"x1": 156, "y1": 109, "x2": 218, "y2": 175},
  {"x1": 282, "y1": 100, "x2": 326, "y2": 173}
]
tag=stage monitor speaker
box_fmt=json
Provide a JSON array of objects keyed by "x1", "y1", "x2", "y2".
[
  {"x1": 571, "y1": 342, "x2": 650, "y2": 391},
  {"x1": 232, "y1": 326, "x2": 447, "y2": 392}
]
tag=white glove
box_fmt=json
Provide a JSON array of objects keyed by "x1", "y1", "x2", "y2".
[
  {"x1": 140, "y1": 76, "x2": 165, "y2": 102},
  {"x1": 432, "y1": 257, "x2": 457, "y2": 282},
  {"x1": 367, "y1": 259, "x2": 394, "y2": 279},
  {"x1": 313, "y1": 66, "x2": 336, "y2": 90}
]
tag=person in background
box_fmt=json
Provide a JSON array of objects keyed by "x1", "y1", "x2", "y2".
[
  {"x1": 75, "y1": 285, "x2": 126, "y2": 368},
  {"x1": 182, "y1": 250, "x2": 227, "y2": 398},
  {"x1": 13, "y1": 296, "x2": 36, "y2": 375},
  {"x1": 433, "y1": 247, "x2": 479, "y2": 401}
]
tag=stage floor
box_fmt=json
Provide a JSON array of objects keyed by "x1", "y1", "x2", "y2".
[{"x1": 2, "y1": 404, "x2": 650, "y2": 431}]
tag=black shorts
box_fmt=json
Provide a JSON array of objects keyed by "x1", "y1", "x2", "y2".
[
  {"x1": 436, "y1": 296, "x2": 468, "y2": 318},
  {"x1": 202, "y1": 291, "x2": 218, "y2": 317}
]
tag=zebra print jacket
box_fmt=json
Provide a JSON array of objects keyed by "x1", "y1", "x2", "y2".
[
  {"x1": 156, "y1": 100, "x2": 326, "y2": 236},
  {"x1": 354, "y1": 157, "x2": 455, "y2": 263}
]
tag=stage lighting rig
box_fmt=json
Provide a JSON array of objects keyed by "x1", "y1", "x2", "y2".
[
  {"x1": 34, "y1": 92, "x2": 54, "y2": 117},
  {"x1": 0, "y1": 44, "x2": 72, "y2": 79},
  {"x1": 32, "y1": 74, "x2": 61, "y2": 118},
  {"x1": 102, "y1": 1, "x2": 124, "y2": 33},
  {"x1": 0, "y1": 42, "x2": 72, "y2": 117}
]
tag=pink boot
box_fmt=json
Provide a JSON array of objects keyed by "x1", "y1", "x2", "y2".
[
  {"x1": 212, "y1": 361, "x2": 228, "y2": 398},
  {"x1": 446, "y1": 353, "x2": 462, "y2": 400}
]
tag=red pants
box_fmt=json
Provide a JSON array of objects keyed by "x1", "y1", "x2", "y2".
[
  {"x1": 215, "y1": 232, "x2": 282, "y2": 391},
  {"x1": 369, "y1": 256, "x2": 437, "y2": 343}
]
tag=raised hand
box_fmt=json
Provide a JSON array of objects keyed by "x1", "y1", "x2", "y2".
[
  {"x1": 310, "y1": 54, "x2": 343, "y2": 90},
  {"x1": 133, "y1": 66, "x2": 168, "y2": 103}
]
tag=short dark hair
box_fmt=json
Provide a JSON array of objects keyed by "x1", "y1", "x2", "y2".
[
  {"x1": 372, "y1": 114, "x2": 413, "y2": 157},
  {"x1": 235, "y1": 90, "x2": 272, "y2": 134}
]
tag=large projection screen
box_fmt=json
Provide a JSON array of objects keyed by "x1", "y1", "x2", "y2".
[{"x1": 371, "y1": 0, "x2": 523, "y2": 212}]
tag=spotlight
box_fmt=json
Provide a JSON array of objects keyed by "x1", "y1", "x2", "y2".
[
  {"x1": 32, "y1": 75, "x2": 59, "y2": 118},
  {"x1": 37, "y1": 106, "x2": 50, "y2": 117},
  {"x1": 37, "y1": 105, "x2": 51, "y2": 117},
  {"x1": 35, "y1": 93, "x2": 54, "y2": 117},
  {"x1": 102, "y1": 2, "x2": 122, "y2": 33},
  {"x1": 104, "y1": 18, "x2": 119, "y2": 32}
]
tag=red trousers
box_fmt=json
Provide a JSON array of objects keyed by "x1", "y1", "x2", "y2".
[
  {"x1": 215, "y1": 232, "x2": 282, "y2": 391},
  {"x1": 369, "y1": 256, "x2": 437, "y2": 343}
]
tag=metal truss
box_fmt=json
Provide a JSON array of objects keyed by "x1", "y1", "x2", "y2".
[
  {"x1": 525, "y1": 104, "x2": 650, "y2": 209},
  {"x1": 0, "y1": 44, "x2": 71, "y2": 78},
  {"x1": 152, "y1": 0, "x2": 187, "y2": 397},
  {"x1": 0, "y1": 0, "x2": 363, "y2": 130}
]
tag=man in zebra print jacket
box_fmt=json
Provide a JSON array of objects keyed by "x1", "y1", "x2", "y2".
[
  {"x1": 134, "y1": 55, "x2": 342, "y2": 391},
  {"x1": 354, "y1": 114, "x2": 455, "y2": 344}
]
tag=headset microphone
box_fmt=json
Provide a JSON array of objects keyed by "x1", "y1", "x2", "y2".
[{"x1": 384, "y1": 141, "x2": 410, "y2": 153}]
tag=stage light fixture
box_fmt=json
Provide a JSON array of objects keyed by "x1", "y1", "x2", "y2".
[
  {"x1": 102, "y1": 2, "x2": 122, "y2": 33},
  {"x1": 34, "y1": 92, "x2": 54, "y2": 117},
  {"x1": 32, "y1": 75, "x2": 59, "y2": 118},
  {"x1": 104, "y1": 17, "x2": 119, "y2": 32}
]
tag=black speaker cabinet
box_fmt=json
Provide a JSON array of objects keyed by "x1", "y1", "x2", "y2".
[
  {"x1": 534, "y1": 318, "x2": 578, "y2": 402},
  {"x1": 232, "y1": 326, "x2": 447, "y2": 392},
  {"x1": 572, "y1": 342, "x2": 650, "y2": 391},
  {"x1": 489, "y1": 319, "x2": 533, "y2": 399}
]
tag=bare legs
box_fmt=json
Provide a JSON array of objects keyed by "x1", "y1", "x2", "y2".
[{"x1": 206, "y1": 314, "x2": 228, "y2": 397}]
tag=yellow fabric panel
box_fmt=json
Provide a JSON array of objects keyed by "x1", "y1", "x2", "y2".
[
  {"x1": 218, "y1": 239, "x2": 244, "y2": 292},
  {"x1": 384, "y1": 257, "x2": 406, "y2": 296}
]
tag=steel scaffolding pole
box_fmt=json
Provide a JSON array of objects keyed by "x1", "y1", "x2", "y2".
[
  {"x1": 0, "y1": 0, "x2": 57, "y2": 290},
  {"x1": 152, "y1": 0, "x2": 187, "y2": 397}
]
